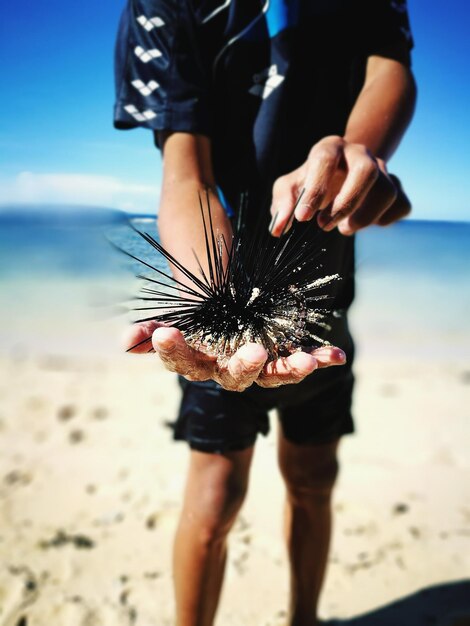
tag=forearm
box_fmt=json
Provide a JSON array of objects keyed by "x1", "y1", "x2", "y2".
[
  {"x1": 158, "y1": 183, "x2": 232, "y2": 288},
  {"x1": 344, "y1": 55, "x2": 417, "y2": 162},
  {"x1": 157, "y1": 133, "x2": 232, "y2": 289}
]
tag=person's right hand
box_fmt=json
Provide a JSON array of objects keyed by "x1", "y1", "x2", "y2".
[{"x1": 125, "y1": 321, "x2": 346, "y2": 392}]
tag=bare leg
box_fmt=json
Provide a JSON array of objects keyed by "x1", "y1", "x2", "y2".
[
  {"x1": 173, "y1": 446, "x2": 254, "y2": 626},
  {"x1": 278, "y1": 433, "x2": 340, "y2": 626}
]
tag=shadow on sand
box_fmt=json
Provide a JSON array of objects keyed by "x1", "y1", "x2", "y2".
[{"x1": 326, "y1": 580, "x2": 470, "y2": 626}]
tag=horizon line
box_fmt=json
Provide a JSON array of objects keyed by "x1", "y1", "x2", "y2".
[{"x1": 0, "y1": 202, "x2": 469, "y2": 226}]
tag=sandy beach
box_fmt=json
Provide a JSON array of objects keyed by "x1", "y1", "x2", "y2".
[{"x1": 1, "y1": 286, "x2": 469, "y2": 626}]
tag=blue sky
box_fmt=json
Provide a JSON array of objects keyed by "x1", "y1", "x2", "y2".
[{"x1": 1, "y1": 0, "x2": 469, "y2": 221}]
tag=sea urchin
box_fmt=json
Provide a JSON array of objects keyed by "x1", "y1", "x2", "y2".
[{"x1": 119, "y1": 191, "x2": 341, "y2": 362}]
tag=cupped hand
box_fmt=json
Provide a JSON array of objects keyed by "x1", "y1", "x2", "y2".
[
  {"x1": 270, "y1": 135, "x2": 411, "y2": 237},
  {"x1": 125, "y1": 321, "x2": 346, "y2": 392}
]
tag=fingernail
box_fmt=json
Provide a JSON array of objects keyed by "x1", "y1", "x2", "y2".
[
  {"x1": 317, "y1": 212, "x2": 330, "y2": 227},
  {"x1": 315, "y1": 347, "x2": 345, "y2": 359},
  {"x1": 323, "y1": 211, "x2": 344, "y2": 231}
]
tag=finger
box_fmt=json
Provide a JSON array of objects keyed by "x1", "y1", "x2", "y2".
[
  {"x1": 318, "y1": 146, "x2": 379, "y2": 232},
  {"x1": 124, "y1": 320, "x2": 163, "y2": 353},
  {"x1": 294, "y1": 142, "x2": 343, "y2": 222},
  {"x1": 376, "y1": 188, "x2": 412, "y2": 226},
  {"x1": 256, "y1": 351, "x2": 318, "y2": 388},
  {"x1": 376, "y1": 175, "x2": 412, "y2": 225},
  {"x1": 270, "y1": 175, "x2": 298, "y2": 237},
  {"x1": 337, "y1": 170, "x2": 397, "y2": 235},
  {"x1": 223, "y1": 343, "x2": 268, "y2": 391},
  {"x1": 152, "y1": 326, "x2": 214, "y2": 379},
  {"x1": 309, "y1": 345, "x2": 346, "y2": 368}
]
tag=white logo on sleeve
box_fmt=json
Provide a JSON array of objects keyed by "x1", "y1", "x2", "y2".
[
  {"x1": 131, "y1": 79, "x2": 160, "y2": 96},
  {"x1": 249, "y1": 65, "x2": 284, "y2": 100},
  {"x1": 124, "y1": 104, "x2": 157, "y2": 122},
  {"x1": 136, "y1": 15, "x2": 165, "y2": 31},
  {"x1": 400, "y1": 25, "x2": 412, "y2": 41},
  {"x1": 134, "y1": 46, "x2": 161, "y2": 63},
  {"x1": 391, "y1": 0, "x2": 407, "y2": 12}
]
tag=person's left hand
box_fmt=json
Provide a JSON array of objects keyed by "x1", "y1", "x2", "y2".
[{"x1": 269, "y1": 135, "x2": 411, "y2": 237}]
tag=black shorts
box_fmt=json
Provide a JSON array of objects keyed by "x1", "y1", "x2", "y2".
[{"x1": 171, "y1": 315, "x2": 355, "y2": 454}]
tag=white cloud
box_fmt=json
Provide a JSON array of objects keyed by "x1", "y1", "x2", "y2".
[{"x1": 0, "y1": 172, "x2": 160, "y2": 213}]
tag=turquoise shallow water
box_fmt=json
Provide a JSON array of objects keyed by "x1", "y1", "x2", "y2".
[
  {"x1": 0, "y1": 207, "x2": 469, "y2": 357},
  {"x1": 1, "y1": 207, "x2": 469, "y2": 282},
  {"x1": 352, "y1": 220, "x2": 470, "y2": 343}
]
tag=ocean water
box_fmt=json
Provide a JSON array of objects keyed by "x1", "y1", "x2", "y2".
[
  {"x1": 352, "y1": 219, "x2": 470, "y2": 356},
  {"x1": 0, "y1": 207, "x2": 469, "y2": 358}
]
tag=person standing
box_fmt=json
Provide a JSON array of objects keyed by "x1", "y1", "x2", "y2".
[{"x1": 114, "y1": 2, "x2": 416, "y2": 624}]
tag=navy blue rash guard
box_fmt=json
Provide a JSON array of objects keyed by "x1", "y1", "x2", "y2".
[{"x1": 113, "y1": 0, "x2": 413, "y2": 311}]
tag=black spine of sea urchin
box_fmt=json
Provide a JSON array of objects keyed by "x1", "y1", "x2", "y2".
[{"x1": 119, "y1": 190, "x2": 341, "y2": 361}]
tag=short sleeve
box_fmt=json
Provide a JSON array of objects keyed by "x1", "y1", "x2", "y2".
[
  {"x1": 113, "y1": 0, "x2": 211, "y2": 138},
  {"x1": 359, "y1": 0, "x2": 414, "y2": 67}
]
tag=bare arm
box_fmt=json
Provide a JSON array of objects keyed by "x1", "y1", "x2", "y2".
[
  {"x1": 270, "y1": 49, "x2": 417, "y2": 237},
  {"x1": 344, "y1": 53, "x2": 417, "y2": 160},
  {"x1": 126, "y1": 132, "x2": 346, "y2": 390},
  {"x1": 157, "y1": 132, "x2": 232, "y2": 288}
]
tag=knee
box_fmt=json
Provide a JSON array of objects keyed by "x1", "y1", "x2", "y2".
[
  {"x1": 280, "y1": 454, "x2": 339, "y2": 508},
  {"x1": 184, "y1": 472, "x2": 248, "y2": 548}
]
